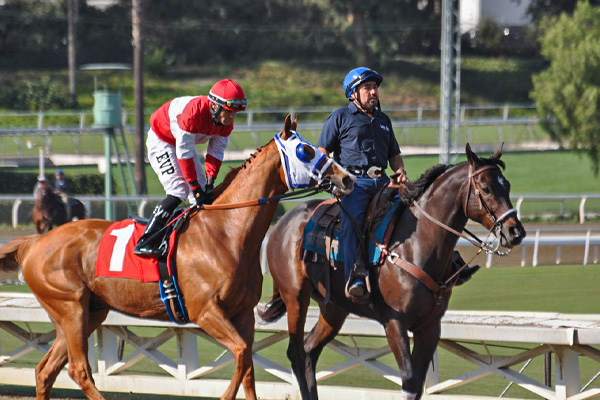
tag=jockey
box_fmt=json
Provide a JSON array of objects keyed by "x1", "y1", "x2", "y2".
[
  {"x1": 134, "y1": 79, "x2": 248, "y2": 257},
  {"x1": 55, "y1": 170, "x2": 67, "y2": 193},
  {"x1": 54, "y1": 169, "x2": 68, "y2": 205}
]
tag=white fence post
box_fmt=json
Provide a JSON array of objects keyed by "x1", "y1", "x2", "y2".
[{"x1": 11, "y1": 198, "x2": 22, "y2": 228}]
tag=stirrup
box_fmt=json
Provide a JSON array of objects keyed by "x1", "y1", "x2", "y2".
[
  {"x1": 344, "y1": 265, "x2": 371, "y2": 304},
  {"x1": 345, "y1": 278, "x2": 370, "y2": 304},
  {"x1": 134, "y1": 234, "x2": 162, "y2": 258},
  {"x1": 133, "y1": 244, "x2": 162, "y2": 258}
]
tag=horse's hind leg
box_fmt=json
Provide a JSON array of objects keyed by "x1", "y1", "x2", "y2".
[
  {"x1": 35, "y1": 308, "x2": 109, "y2": 400},
  {"x1": 34, "y1": 291, "x2": 108, "y2": 400},
  {"x1": 302, "y1": 302, "x2": 349, "y2": 399},
  {"x1": 35, "y1": 329, "x2": 68, "y2": 400}
]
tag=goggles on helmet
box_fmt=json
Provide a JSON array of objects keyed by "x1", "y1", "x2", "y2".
[{"x1": 208, "y1": 93, "x2": 248, "y2": 111}]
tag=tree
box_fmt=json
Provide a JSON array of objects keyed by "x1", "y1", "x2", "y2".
[
  {"x1": 530, "y1": 2, "x2": 600, "y2": 175},
  {"x1": 303, "y1": 0, "x2": 440, "y2": 65},
  {"x1": 524, "y1": 0, "x2": 600, "y2": 25}
]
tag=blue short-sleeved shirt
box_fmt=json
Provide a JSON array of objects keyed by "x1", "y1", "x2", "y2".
[
  {"x1": 318, "y1": 102, "x2": 400, "y2": 169},
  {"x1": 55, "y1": 179, "x2": 67, "y2": 192}
]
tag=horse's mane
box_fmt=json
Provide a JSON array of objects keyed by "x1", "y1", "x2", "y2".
[
  {"x1": 403, "y1": 153, "x2": 505, "y2": 203},
  {"x1": 208, "y1": 140, "x2": 273, "y2": 200},
  {"x1": 403, "y1": 164, "x2": 452, "y2": 203}
]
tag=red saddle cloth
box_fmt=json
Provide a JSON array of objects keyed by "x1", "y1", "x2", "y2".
[{"x1": 96, "y1": 219, "x2": 167, "y2": 282}]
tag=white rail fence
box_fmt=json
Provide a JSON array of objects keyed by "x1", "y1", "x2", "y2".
[
  {"x1": 0, "y1": 293, "x2": 599, "y2": 400},
  {"x1": 1, "y1": 194, "x2": 599, "y2": 268},
  {"x1": 0, "y1": 103, "x2": 544, "y2": 159},
  {"x1": 2, "y1": 193, "x2": 600, "y2": 226}
]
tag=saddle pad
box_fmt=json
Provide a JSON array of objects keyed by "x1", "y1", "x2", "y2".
[
  {"x1": 96, "y1": 220, "x2": 162, "y2": 282},
  {"x1": 301, "y1": 198, "x2": 401, "y2": 265}
]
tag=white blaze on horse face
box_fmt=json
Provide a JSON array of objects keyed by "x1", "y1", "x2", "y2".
[
  {"x1": 498, "y1": 175, "x2": 508, "y2": 189},
  {"x1": 274, "y1": 131, "x2": 332, "y2": 190}
]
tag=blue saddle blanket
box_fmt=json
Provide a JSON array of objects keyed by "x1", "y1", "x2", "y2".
[{"x1": 301, "y1": 199, "x2": 401, "y2": 265}]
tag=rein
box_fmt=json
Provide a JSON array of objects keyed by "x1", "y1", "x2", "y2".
[
  {"x1": 199, "y1": 181, "x2": 333, "y2": 210},
  {"x1": 413, "y1": 163, "x2": 517, "y2": 257},
  {"x1": 369, "y1": 163, "x2": 518, "y2": 298},
  {"x1": 161, "y1": 181, "x2": 335, "y2": 229}
]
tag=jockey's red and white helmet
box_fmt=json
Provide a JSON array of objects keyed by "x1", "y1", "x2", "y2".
[{"x1": 208, "y1": 79, "x2": 247, "y2": 111}]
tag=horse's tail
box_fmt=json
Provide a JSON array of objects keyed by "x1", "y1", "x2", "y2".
[
  {"x1": 257, "y1": 282, "x2": 287, "y2": 323},
  {"x1": 0, "y1": 235, "x2": 39, "y2": 272}
]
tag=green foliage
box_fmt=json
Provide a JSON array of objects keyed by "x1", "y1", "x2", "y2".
[
  {"x1": 525, "y1": 0, "x2": 600, "y2": 25},
  {"x1": 531, "y1": 2, "x2": 600, "y2": 175},
  {"x1": 469, "y1": 18, "x2": 504, "y2": 54},
  {"x1": 7, "y1": 76, "x2": 69, "y2": 110},
  {"x1": 144, "y1": 45, "x2": 176, "y2": 77}
]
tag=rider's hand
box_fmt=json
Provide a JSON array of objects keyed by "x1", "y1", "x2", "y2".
[
  {"x1": 205, "y1": 176, "x2": 215, "y2": 194},
  {"x1": 394, "y1": 168, "x2": 409, "y2": 185},
  {"x1": 190, "y1": 181, "x2": 206, "y2": 206}
]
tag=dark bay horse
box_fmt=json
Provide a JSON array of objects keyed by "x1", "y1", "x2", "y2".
[
  {"x1": 0, "y1": 115, "x2": 355, "y2": 400},
  {"x1": 33, "y1": 180, "x2": 86, "y2": 233},
  {"x1": 259, "y1": 144, "x2": 526, "y2": 400}
]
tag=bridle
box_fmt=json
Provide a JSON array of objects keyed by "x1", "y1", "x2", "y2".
[{"x1": 414, "y1": 163, "x2": 517, "y2": 256}]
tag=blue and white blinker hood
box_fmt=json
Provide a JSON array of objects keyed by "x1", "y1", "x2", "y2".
[{"x1": 274, "y1": 131, "x2": 333, "y2": 190}]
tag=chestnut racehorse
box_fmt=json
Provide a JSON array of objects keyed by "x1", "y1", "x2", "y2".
[
  {"x1": 0, "y1": 115, "x2": 355, "y2": 400},
  {"x1": 32, "y1": 180, "x2": 86, "y2": 233},
  {"x1": 259, "y1": 144, "x2": 526, "y2": 400}
]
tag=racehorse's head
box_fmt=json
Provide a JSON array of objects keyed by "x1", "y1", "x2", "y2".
[
  {"x1": 275, "y1": 114, "x2": 355, "y2": 197},
  {"x1": 465, "y1": 143, "x2": 526, "y2": 248},
  {"x1": 35, "y1": 180, "x2": 54, "y2": 203}
]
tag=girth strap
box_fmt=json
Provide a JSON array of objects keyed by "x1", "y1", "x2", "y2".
[{"x1": 370, "y1": 233, "x2": 451, "y2": 296}]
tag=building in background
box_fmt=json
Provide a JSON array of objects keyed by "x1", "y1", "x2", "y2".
[{"x1": 461, "y1": 0, "x2": 532, "y2": 33}]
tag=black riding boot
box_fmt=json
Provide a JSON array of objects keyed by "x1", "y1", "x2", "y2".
[
  {"x1": 452, "y1": 250, "x2": 481, "y2": 286},
  {"x1": 345, "y1": 253, "x2": 371, "y2": 304},
  {"x1": 133, "y1": 205, "x2": 171, "y2": 258}
]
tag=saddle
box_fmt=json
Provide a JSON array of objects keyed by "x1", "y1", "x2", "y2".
[
  {"x1": 97, "y1": 208, "x2": 192, "y2": 324},
  {"x1": 301, "y1": 185, "x2": 403, "y2": 302},
  {"x1": 302, "y1": 184, "x2": 402, "y2": 266}
]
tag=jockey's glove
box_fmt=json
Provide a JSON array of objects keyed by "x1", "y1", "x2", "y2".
[
  {"x1": 205, "y1": 176, "x2": 215, "y2": 193},
  {"x1": 190, "y1": 182, "x2": 207, "y2": 206}
]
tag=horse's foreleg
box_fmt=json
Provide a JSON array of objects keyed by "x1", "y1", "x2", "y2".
[
  {"x1": 384, "y1": 316, "x2": 419, "y2": 399},
  {"x1": 196, "y1": 303, "x2": 257, "y2": 400},
  {"x1": 281, "y1": 282, "x2": 313, "y2": 399},
  {"x1": 235, "y1": 310, "x2": 258, "y2": 400},
  {"x1": 410, "y1": 321, "x2": 442, "y2": 400},
  {"x1": 303, "y1": 303, "x2": 349, "y2": 400}
]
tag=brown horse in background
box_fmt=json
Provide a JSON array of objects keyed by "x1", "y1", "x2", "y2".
[
  {"x1": 32, "y1": 180, "x2": 86, "y2": 233},
  {"x1": 259, "y1": 144, "x2": 526, "y2": 400},
  {"x1": 0, "y1": 115, "x2": 354, "y2": 400}
]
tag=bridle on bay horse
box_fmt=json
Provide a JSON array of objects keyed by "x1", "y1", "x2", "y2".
[
  {"x1": 371, "y1": 163, "x2": 518, "y2": 298},
  {"x1": 416, "y1": 164, "x2": 518, "y2": 257}
]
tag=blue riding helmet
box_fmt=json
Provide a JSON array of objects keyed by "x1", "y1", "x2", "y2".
[
  {"x1": 56, "y1": 169, "x2": 64, "y2": 176},
  {"x1": 343, "y1": 67, "x2": 383, "y2": 100}
]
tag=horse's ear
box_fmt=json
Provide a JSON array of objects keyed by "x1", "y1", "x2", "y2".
[
  {"x1": 282, "y1": 114, "x2": 292, "y2": 139},
  {"x1": 291, "y1": 114, "x2": 298, "y2": 131},
  {"x1": 491, "y1": 142, "x2": 504, "y2": 160},
  {"x1": 465, "y1": 143, "x2": 480, "y2": 166}
]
